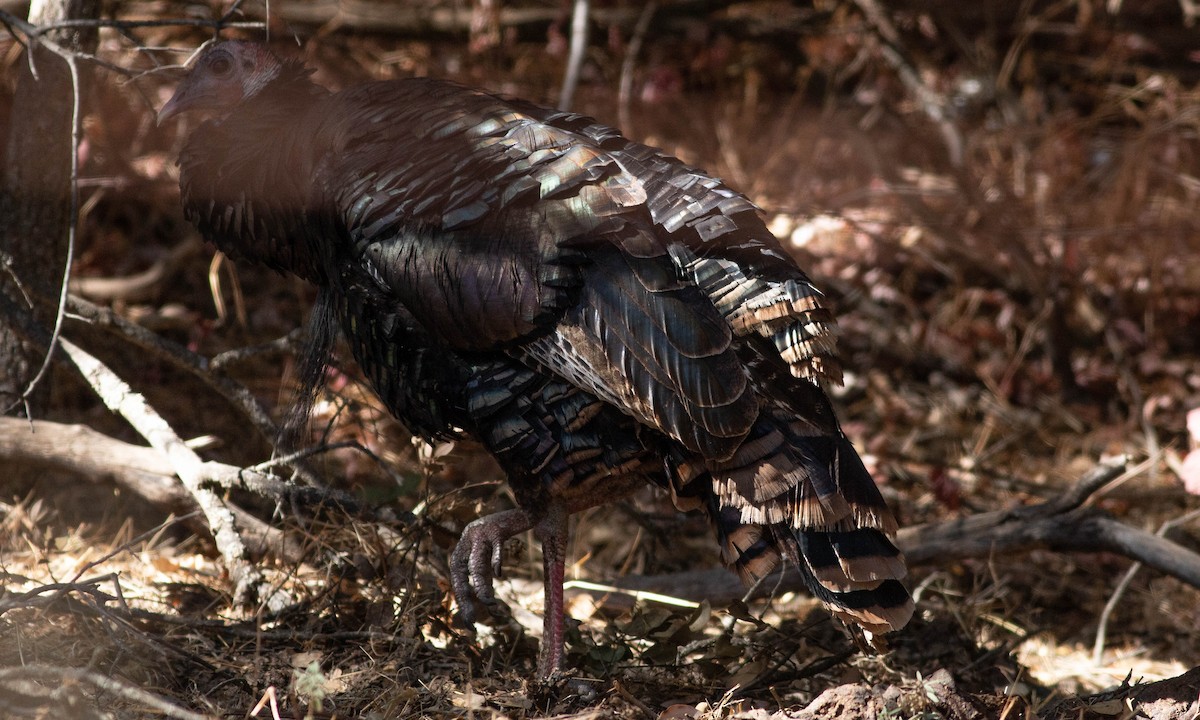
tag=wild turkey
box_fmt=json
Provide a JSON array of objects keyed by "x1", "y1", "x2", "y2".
[{"x1": 159, "y1": 40, "x2": 913, "y2": 676}]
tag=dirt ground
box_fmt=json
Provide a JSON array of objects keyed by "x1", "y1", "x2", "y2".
[{"x1": 2, "y1": 2, "x2": 1200, "y2": 718}]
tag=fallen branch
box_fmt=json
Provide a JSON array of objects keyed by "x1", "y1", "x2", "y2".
[
  {"x1": 0, "y1": 416, "x2": 309, "y2": 563},
  {"x1": 0, "y1": 664, "x2": 212, "y2": 720},
  {"x1": 1091, "y1": 505, "x2": 1200, "y2": 663},
  {"x1": 59, "y1": 337, "x2": 277, "y2": 607},
  {"x1": 1, "y1": 286, "x2": 283, "y2": 459},
  {"x1": 64, "y1": 295, "x2": 283, "y2": 449},
  {"x1": 68, "y1": 236, "x2": 203, "y2": 303},
  {"x1": 1046, "y1": 665, "x2": 1200, "y2": 720},
  {"x1": 0, "y1": 415, "x2": 415, "y2": 574},
  {"x1": 256, "y1": 1, "x2": 610, "y2": 34}
]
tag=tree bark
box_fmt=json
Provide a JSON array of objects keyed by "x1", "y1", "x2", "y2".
[{"x1": 0, "y1": 0, "x2": 99, "y2": 415}]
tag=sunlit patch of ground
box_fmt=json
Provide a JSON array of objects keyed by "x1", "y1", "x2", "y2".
[{"x1": 1017, "y1": 636, "x2": 1188, "y2": 695}]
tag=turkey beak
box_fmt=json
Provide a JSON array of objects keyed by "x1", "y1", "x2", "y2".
[
  {"x1": 158, "y1": 73, "x2": 212, "y2": 125},
  {"x1": 157, "y1": 86, "x2": 192, "y2": 125}
]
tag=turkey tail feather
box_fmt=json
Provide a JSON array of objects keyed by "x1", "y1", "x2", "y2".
[
  {"x1": 711, "y1": 502, "x2": 913, "y2": 635},
  {"x1": 699, "y1": 410, "x2": 913, "y2": 635}
]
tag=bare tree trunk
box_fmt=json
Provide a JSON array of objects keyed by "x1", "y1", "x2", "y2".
[{"x1": 0, "y1": 0, "x2": 99, "y2": 415}]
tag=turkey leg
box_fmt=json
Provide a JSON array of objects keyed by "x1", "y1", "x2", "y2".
[
  {"x1": 451, "y1": 470, "x2": 644, "y2": 676},
  {"x1": 449, "y1": 503, "x2": 572, "y2": 677},
  {"x1": 533, "y1": 502, "x2": 570, "y2": 677}
]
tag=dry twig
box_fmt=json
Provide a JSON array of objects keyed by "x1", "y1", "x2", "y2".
[
  {"x1": 558, "y1": 0, "x2": 589, "y2": 111},
  {"x1": 58, "y1": 337, "x2": 275, "y2": 607},
  {"x1": 0, "y1": 664, "x2": 213, "y2": 720},
  {"x1": 851, "y1": 0, "x2": 964, "y2": 166},
  {"x1": 616, "y1": 1, "x2": 656, "y2": 133}
]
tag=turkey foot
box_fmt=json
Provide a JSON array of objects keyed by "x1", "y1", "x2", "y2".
[
  {"x1": 449, "y1": 505, "x2": 573, "y2": 678},
  {"x1": 450, "y1": 508, "x2": 533, "y2": 624}
]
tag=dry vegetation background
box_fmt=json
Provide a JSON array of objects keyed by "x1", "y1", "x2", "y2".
[{"x1": 2, "y1": 0, "x2": 1200, "y2": 718}]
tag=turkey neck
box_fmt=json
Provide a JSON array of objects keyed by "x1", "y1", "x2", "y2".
[{"x1": 178, "y1": 67, "x2": 332, "y2": 283}]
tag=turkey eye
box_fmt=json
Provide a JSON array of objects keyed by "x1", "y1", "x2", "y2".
[{"x1": 209, "y1": 55, "x2": 233, "y2": 76}]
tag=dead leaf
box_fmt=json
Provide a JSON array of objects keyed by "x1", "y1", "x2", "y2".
[
  {"x1": 1179, "y1": 449, "x2": 1200, "y2": 495},
  {"x1": 658, "y1": 703, "x2": 699, "y2": 720}
]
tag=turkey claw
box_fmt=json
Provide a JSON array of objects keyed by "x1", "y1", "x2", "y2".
[{"x1": 449, "y1": 509, "x2": 531, "y2": 625}]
